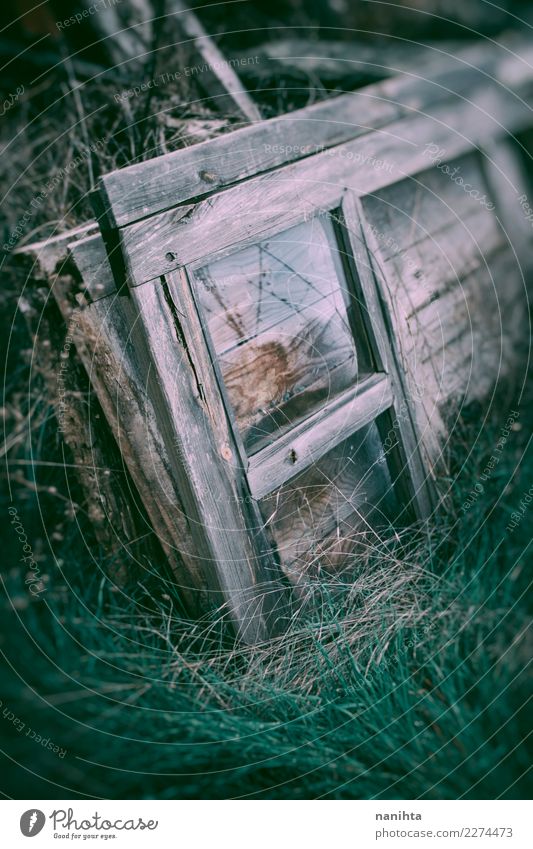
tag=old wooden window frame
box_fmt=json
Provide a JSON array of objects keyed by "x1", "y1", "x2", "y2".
[
  {"x1": 62, "y1": 36, "x2": 533, "y2": 641},
  {"x1": 111, "y1": 147, "x2": 448, "y2": 641},
  {"x1": 183, "y1": 194, "x2": 431, "y2": 513}
]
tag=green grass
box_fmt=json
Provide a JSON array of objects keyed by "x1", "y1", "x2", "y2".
[{"x1": 1, "y1": 395, "x2": 531, "y2": 799}]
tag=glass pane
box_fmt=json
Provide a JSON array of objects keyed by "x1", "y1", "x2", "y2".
[
  {"x1": 258, "y1": 422, "x2": 399, "y2": 577},
  {"x1": 194, "y1": 216, "x2": 369, "y2": 453}
]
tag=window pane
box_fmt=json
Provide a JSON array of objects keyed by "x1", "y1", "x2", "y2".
[
  {"x1": 194, "y1": 216, "x2": 370, "y2": 453},
  {"x1": 258, "y1": 421, "x2": 399, "y2": 580}
]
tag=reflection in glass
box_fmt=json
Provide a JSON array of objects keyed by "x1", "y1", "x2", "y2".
[{"x1": 194, "y1": 215, "x2": 368, "y2": 453}]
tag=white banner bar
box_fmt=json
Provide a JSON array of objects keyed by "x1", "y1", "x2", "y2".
[{"x1": 1, "y1": 800, "x2": 530, "y2": 848}]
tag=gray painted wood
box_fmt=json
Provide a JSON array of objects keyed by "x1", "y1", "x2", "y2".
[{"x1": 239, "y1": 38, "x2": 475, "y2": 83}]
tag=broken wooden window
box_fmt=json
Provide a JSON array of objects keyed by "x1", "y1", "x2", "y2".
[
  {"x1": 90, "y1": 135, "x2": 451, "y2": 643},
  {"x1": 17, "y1": 33, "x2": 533, "y2": 643},
  {"x1": 187, "y1": 209, "x2": 426, "y2": 588}
]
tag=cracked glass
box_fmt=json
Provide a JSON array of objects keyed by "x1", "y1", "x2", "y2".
[{"x1": 194, "y1": 215, "x2": 372, "y2": 454}]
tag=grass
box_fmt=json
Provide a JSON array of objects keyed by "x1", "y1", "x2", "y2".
[{"x1": 1, "y1": 389, "x2": 531, "y2": 799}]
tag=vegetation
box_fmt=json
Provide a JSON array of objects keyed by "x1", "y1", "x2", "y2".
[{"x1": 1, "y1": 377, "x2": 531, "y2": 798}]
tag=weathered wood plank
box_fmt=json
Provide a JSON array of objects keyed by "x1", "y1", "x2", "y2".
[
  {"x1": 481, "y1": 138, "x2": 533, "y2": 274},
  {"x1": 12, "y1": 223, "x2": 98, "y2": 277},
  {"x1": 360, "y1": 151, "x2": 496, "y2": 261},
  {"x1": 118, "y1": 85, "x2": 532, "y2": 286},
  {"x1": 359, "y1": 155, "x2": 526, "y2": 467},
  {"x1": 376, "y1": 207, "x2": 500, "y2": 317},
  {"x1": 239, "y1": 38, "x2": 469, "y2": 84},
  {"x1": 96, "y1": 38, "x2": 533, "y2": 228},
  {"x1": 169, "y1": 0, "x2": 261, "y2": 123},
  {"x1": 247, "y1": 373, "x2": 393, "y2": 500},
  {"x1": 12, "y1": 238, "x2": 170, "y2": 580},
  {"x1": 15, "y1": 229, "x2": 213, "y2": 613},
  {"x1": 128, "y1": 269, "x2": 288, "y2": 641},
  {"x1": 68, "y1": 233, "x2": 117, "y2": 301},
  {"x1": 69, "y1": 295, "x2": 212, "y2": 611},
  {"x1": 342, "y1": 193, "x2": 436, "y2": 515}
]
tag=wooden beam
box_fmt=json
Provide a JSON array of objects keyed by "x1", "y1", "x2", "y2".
[
  {"x1": 127, "y1": 267, "x2": 289, "y2": 641},
  {"x1": 115, "y1": 84, "x2": 533, "y2": 287},
  {"x1": 247, "y1": 374, "x2": 393, "y2": 500},
  {"x1": 95, "y1": 38, "x2": 533, "y2": 229},
  {"x1": 341, "y1": 193, "x2": 437, "y2": 519},
  {"x1": 169, "y1": 0, "x2": 261, "y2": 123},
  {"x1": 15, "y1": 229, "x2": 215, "y2": 616}
]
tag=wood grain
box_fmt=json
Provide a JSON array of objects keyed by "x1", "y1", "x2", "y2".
[
  {"x1": 97, "y1": 38, "x2": 533, "y2": 228},
  {"x1": 118, "y1": 85, "x2": 532, "y2": 286},
  {"x1": 127, "y1": 269, "x2": 289, "y2": 641},
  {"x1": 341, "y1": 192, "x2": 436, "y2": 518},
  {"x1": 359, "y1": 152, "x2": 526, "y2": 476}
]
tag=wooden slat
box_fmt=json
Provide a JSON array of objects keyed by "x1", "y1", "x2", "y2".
[
  {"x1": 360, "y1": 151, "x2": 496, "y2": 261},
  {"x1": 12, "y1": 223, "x2": 98, "y2": 276},
  {"x1": 15, "y1": 228, "x2": 235, "y2": 614},
  {"x1": 96, "y1": 38, "x2": 533, "y2": 229},
  {"x1": 14, "y1": 231, "x2": 206, "y2": 603},
  {"x1": 126, "y1": 268, "x2": 288, "y2": 641},
  {"x1": 70, "y1": 294, "x2": 208, "y2": 606},
  {"x1": 240, "y1": 38, "x2": 465, "y2": 83},
  {"x1": 247, "y1": 373, "x2": 393, "y2": 499},
  {"x1": 169, "y1": 0, "x2": 261, "y2": 123},
  {"x1": 68, "y1": 233, "x2": 117, "y2": 301},
  {"x1": 342, "y1": 193, "x2": 436, "y2": 517},
  {"x1": 117, "y1": 85, "x2": 532, "y2": 286},
  {"x1": 378, "y1": 207, "x2": 500, "y2": 317},
  {"x1": 481, "y1": 138, "x2": 533, "y2": 273},
  {"x1": 358, "y1": 155, "x2": 526, "y2": 470}
]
